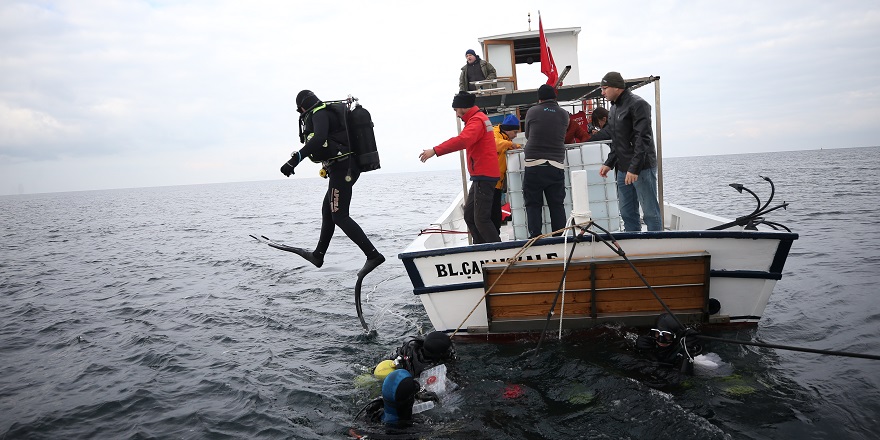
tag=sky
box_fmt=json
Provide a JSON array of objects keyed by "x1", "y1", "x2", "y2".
[{"x1": 1, "y1": 0, "x2": 879, "y2": 195}]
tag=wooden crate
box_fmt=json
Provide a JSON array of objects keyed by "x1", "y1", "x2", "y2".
[{"x1": 482, "y1": 252, "x2": 710, "y2": 330}]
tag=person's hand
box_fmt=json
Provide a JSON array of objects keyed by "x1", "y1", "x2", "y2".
[
  {"x1": 598, "y1": 165, "x2": 611, "y2": 178},
  {"x1": 280, "y1": 152, "x2": 301, "y2": 177},
  {"x1": 419, "y1": 148, "x2": 436, "y2": 163},
  {"x1": 512, "y1": 143, "x2": 522, "y2": 150},
  {"x1": 416, "y1": 390, "x2": 439, "y2": 402},
  {"x1": 625, "y1": 172, "x2": 639, "y2": 185}
]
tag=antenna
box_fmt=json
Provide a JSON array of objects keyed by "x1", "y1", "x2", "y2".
[{"x1": 528, "y1": 12, "x2": 531, "y2": 31}]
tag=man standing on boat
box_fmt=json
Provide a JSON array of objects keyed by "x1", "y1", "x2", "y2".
[
  {"x1": 419, "y1": 91, "x2": 500, "y2": 244},
  {"x1": 278, "y1": 90, "x2": 385, "y2": 277},
  {"x1": 523, "y1": 84, "x2": 570, "y2": 238},
  {"x1": 591, "y1": 72, "x2": 662, "y2": 232},
  {"x1": 459, "y1": 49, "x2": 497, "y2": 92},
  {"x1": 492, "y1": 114, "x2": 522, "y2": 233}
]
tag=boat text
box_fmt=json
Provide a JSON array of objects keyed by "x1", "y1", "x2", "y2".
[{"x1": 434, "y1": 253, "x2": 559, "y2": 278}]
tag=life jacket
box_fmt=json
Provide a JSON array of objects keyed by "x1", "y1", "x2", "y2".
[{"x1": 299, "y1": 102, "x2": 351, "y2": 163}]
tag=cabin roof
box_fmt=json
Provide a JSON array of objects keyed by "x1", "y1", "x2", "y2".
[
  {"x1": 477, "y1": 27, "x2": 581, "y2": 43},
  {"x1": 474, "y1": 76, "x2": 659, "y2": 111}
]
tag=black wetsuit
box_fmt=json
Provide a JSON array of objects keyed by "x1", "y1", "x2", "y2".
[{"x1": 300, "y1": 104, "x2": 380, "y2": 261}]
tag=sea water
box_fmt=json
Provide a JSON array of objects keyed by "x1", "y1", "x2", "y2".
[{"x1": 1, "y1": 147, "x2": 879, "y2": 439}]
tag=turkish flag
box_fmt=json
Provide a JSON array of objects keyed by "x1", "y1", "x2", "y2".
[{"x1": 539, "y1": 15, "x2": 558, "y2": 86}]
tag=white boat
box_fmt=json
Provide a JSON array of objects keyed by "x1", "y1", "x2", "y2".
[{"x1": 398, "y1": 27, "x2": 797, "y2": 337}]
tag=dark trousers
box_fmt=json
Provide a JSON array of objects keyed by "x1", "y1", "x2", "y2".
[
  {"x1": 315, "y1": 161, "x2": 377, "y2": 257},
  {"x1": 491, "y1": 188, "x2": 503, "y2": 234},
  {"x1": 523, "y1": 165, "x2": 566, "y2": 238},
  {"x1": 463, "y1": 180, "x2": 500, "y2": 244}
]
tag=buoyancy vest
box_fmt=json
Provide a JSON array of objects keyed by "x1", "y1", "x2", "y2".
[{"x1": 299, "y1": 103, "x2": 351, "y2": 163}]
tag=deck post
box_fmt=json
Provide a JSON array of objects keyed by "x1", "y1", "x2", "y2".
[
  {"x1": 654, "y1": 78, "x2": 664, "y2": 228},
  {"x1": 457, "y1": 117, "x2": 472, "y2": 245}
]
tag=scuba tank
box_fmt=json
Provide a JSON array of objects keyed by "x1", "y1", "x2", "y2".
[{"x1": 347, "y1": 102, "x2": 381, "y2": 172}]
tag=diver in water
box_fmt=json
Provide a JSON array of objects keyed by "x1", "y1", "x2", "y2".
[
  {"x1": 279, "y1": 90, "x2": 385, "y2": 277},
  {"x1": 386, "y1": 331, "x2": 457, "y2": 377},
  {"x1": 636, "y1": 313, "x2": 703, "y2": 376}
]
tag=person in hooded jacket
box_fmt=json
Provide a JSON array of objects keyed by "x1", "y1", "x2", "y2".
[
  {"x1": 279, "y1": 90, "x2": 385, "y2": 277},
  {"x1": 420, "y1": 92, "x2": 501, "y2": 244},
  {"x1": 459, "y1": 49, "x2": 497, "y2": 92},
  {"x1": 492, "y1": 114, "x2": 522, "y2": 232},
  {"x1": 386, "y1": 331, "x2": 456, "y2": 377}
]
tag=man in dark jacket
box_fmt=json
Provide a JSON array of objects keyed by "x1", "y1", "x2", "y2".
[
  {"x1": 279, "y1": 90, "x2": 385, "y2": 276},
  {"x1": 523, "y1": 84, "x2": 570, "y2": 238},
  {"x1": 591, "y1": 72, "x2": 662, "y2": 231},
  {"x1": 459, "y1": 49, "x2": 497, "y2": 92}
]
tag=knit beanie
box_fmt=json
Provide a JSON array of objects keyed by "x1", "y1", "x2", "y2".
[
  {"x1": 451, "y1": 91, "x2": 475, "y2": 109},
  {"x1": 500, "y1": 114, "x2": 520, "y2": 131},
  {"x1": 601, "y1": 71, "x2": 626, "y2": 89},
  {"x1": 537, "y1": 84, "x2": 556, "y2": 101},
  {"x1": 465, "y1": 49, "x2": 477, "y2": 57}
]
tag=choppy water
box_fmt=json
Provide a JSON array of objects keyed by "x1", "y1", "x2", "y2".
[{"x1": 2, "y1": 147, "x2": 879, "y2": 439}]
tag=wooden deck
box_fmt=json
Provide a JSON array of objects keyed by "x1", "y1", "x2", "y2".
[{"x1": 482, "y1": 252, "x2": 711, "y2": 332}]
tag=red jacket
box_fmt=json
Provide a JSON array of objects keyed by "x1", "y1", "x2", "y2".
[{"x1": 433, "y1": 107, "x2": 500, "y2": 179}]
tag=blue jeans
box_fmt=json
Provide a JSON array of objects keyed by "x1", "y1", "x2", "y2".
[{"x1": 616, "y1": 167, "x2": 662, "y2": 231}]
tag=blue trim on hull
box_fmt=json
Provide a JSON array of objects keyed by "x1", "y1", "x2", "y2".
[
  {"x1": 411, "y1": 269, "x2": 780, "y2": 295},
  {"x1": 709, "y1": 270, "x2": 783, "y2": 280},
  {"x1": 397, "y1": 230, "x2": 799, "y2": 260}
]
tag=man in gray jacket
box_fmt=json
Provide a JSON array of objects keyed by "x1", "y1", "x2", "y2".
[
  {"x1": 523, "y1": 84, "x2": 570, "y2": 238},
  {"x1": 591, "y1": 71, "x2": 662, "y2": 231}
]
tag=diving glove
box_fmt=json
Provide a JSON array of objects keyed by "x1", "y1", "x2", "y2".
[{"x1": 280, "y1": 152, "x2": 302, "y2": 177}]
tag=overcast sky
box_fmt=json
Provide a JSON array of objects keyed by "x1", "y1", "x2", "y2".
[{"x1": 1, "y1": 0, "x2": 878, "y2": 195}]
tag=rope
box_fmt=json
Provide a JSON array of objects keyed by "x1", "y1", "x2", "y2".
[{"x1": 450, "y1": 220, "x2": 592, "y2": 337}]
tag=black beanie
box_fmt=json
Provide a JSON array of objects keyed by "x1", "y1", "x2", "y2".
[
  {"x1": 296, "y1": 89, "x2": 320, "y2": 111},
  {"x1": 422, "y1": 331, "x2": 452, "y2": 360},
  {"x1": 601, "y1": 72, "x2": 626, "y2": 89},
  {"x1": 451, "y1": 91, "x2": 475, "y2": 109},
  {"x1": 537, "y1": 84, "x2": 557, "y2": 101}
]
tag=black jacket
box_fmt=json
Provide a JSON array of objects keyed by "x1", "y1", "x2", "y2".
[{"x1": 590, "y1": 89, "x2": 657, "y2": 175}]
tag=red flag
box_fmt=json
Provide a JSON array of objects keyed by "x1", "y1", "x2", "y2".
[{"x1": 539, "y1": 15, "x2": 558, "y2": 86}]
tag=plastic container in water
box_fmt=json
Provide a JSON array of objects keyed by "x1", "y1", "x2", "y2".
[
  {"x1": 505, "y1": 142, "x2": 621, "y2": 239},
  {"x1": 411, "y1": 400, "x2": 435, "y2": 414}
]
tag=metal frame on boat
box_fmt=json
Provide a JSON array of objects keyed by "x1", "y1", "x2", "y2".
[{"x1": 398, "y1": 27, "x2": 797, "y2": 338}]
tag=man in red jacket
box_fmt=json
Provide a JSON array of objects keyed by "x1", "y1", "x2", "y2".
[{"x1": 419, "y1": 91, "x2": 501, "y2": 243}]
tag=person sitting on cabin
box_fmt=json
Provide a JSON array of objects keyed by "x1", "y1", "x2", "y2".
[
  {"x1": 419, "y1": 92, "x2": 501, "y2": 244},
  {"x1": 386, "y1": 331, "x2": 457, "y2": 377},
  {"x1": 523, "y1": 84, "x2": 570, "y2": 238},
  {"x1": 492, "y1": 114, "x2": 522, "y2": 233},
  {"x1": 636, "y1": 313, "x2": 703, "y2": 376},
  {"x1": 459, "y1": 49, "x2": 497, "y2": 92},
  {"x1": 589, "y1": 107, "x2": 609, "y2": 134}
]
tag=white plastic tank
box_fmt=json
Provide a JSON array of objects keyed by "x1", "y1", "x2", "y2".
[{"x1": 505, "y1": 142, "x2": 621, "y2": 239}]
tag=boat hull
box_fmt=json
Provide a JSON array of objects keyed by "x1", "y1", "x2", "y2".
[{"x1": 399, "y1": 230, "x2": 796, "y2": 335}]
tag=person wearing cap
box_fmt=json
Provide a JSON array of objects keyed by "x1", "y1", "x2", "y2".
[
  {"x1": 591, "y1": 72, "x2": 662, "y2": 231},
  {"x1": 385, "y1": 331, "x2": 456, "y2": 377},
  {"x1": 492, "y1": 114, "x2": 522, "y2": 232},
  {"x1": 459, "y1": 49, "x2": 497, "y2": 92},
  {"x1": 419, "y1": 92, "x2": 501, "y2": 244},
  {"x1": 522, "y1": 84, "x2": 570, "y2": 238},
  {"x1": 278, "y1": 89, "x2": 385, "y2": 277}
]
